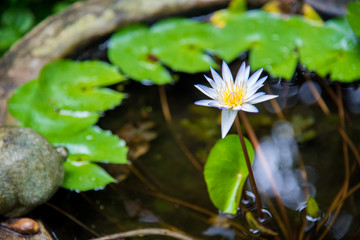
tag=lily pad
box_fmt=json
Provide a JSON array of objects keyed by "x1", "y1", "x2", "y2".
[
  {"x1": 62, "y1": 160, "x2": 115, "y2": 191},
  {"x1": 39, "y1": 60, "x2": 126, "y2": 111},
  {"x1": 204, "y1": 134, "x2": 254, "y2": 214},
  {"x1": 150, "y1": 18, "x2": 218, "y2": 73},
  {"x1": 299, "y1": 18, "x2": 360, "y2": 82},
  {"x1": 108, "y1": 24, "x2": 172, "y2": 85},
  {"x1": 8, "y1": 80, "x2": 99, "y2": 137},
  {"x1": 347, "y1": 0, "x2": 360, "y2": 37},
  {"x1": 50, "y1": 126, "x2": 128, "y2": 164},
  {"x1": 213, "y1": 11, "x2": 299, "y2": 79}
]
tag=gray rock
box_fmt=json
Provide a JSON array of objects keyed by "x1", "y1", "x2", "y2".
[{"x1": 0, "y1": 127, "x2": 65, "y2": 217}]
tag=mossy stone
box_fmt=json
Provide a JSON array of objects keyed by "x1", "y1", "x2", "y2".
[{"x1": 0, "y1": 127, "x2": 65, "y2": 217}]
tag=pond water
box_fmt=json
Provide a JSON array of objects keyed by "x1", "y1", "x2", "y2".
[{"x1": 27, "y1": 62, "x2": 360, "y2": 239}]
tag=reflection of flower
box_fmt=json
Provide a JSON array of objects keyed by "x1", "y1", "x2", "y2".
[{"x1": 195, "y1": 61, "x2": 277, "y2": 138}]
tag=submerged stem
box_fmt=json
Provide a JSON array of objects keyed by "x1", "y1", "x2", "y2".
[
  {"x1": 234, "y1": 114, "x2": 263, "y2": 219},
  {"x1": 158, "y1": 85, "x2": 203, "y2": 172}
]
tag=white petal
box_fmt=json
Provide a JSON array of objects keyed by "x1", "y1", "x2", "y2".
[
  {"x1": 195, "y1": 84, "x2": 218, "y2": 99},
  {"x1": 221, "y1": 109, "x2": 237, "y2": 138},
  {"x1": 241, "y1": 103, "x2": 259, "y2": 113},
  {"x1": 210, "y1": 67, "x2": 223, "y2": 86},
  {"x1": 247, "y1": 68, "x2": 263, "y2": 87},
  {"x1": 246, "y1": 92, "x2": 265, "y2": 102},
  {"x1": 248, "y1": 94, "x2": 278, "y2": 104},
  {"x1": 204, "y1": 75, "x2": 218, "y2": 89},
  {"x1": 222, "y1": 61, "x2": 233, "y2": 85},
  {"x1": 235, "y1": 62, "x2": 246, "y2": 85},
  {"x1": 244, "y1": 66, "x2": 250, "y2": 82},
  {"x1": 209, "y1": 101, "x2": 229, "y2": 109},
  {"x1": 194, "y1": 99, "x2": 216, "y2": 106},
  {"x1": 247, "y1": 76, "x2": 268, "y2": 96}
]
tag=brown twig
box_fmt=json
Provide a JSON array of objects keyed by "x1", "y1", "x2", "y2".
[
  {"x1": 265, "y1": 84, "x2": 285, "y2": 120},
  {"x1": 317, "y1": 76, "x2": 351, "y2": 122},
  {"x1": 239, "y1": 111, "x2": 291, "y2": 238},
  {"x1": 235, "y1": 114, "x2": 264, "y2": 219},
  {"x1": 45, "y1": 202, "x2": 100, "y2": 237},
  {"x1": 317, "y1": 83, "x2": 350, "y2": 237},
  {"x1": 90, "y1": 228, "x2": 195, "y2": 240},
  {"x1": 119, "y1": 184, "x2": 254, "y2": 238},
  {"x1": 304, "y1": 77, "x2": 330, "y2": 115},
  {"x1": 128, "y1": 164, "x2": 158, "y2": 192},
  {"x1": 159, "y1": 85, "x2": 203, "y2": 172},
  {"x1": 338, "y1": 128, "x2": 360, "y2": 168}
]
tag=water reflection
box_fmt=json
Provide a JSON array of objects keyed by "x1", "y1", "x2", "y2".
[
  {"x1": 344, "y1": 86, "x2": 360, "y2": 114},
  {"x1": 252, "y1": 121, "x2": 317, "y2": 210},
  {"x1": 265, "y1": 80, "x2": 299, "y2": 113}
]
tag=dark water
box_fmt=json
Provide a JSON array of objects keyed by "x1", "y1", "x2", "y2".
[{"x1": 26, "y1": 65, "x2": 360, "y2": 239}]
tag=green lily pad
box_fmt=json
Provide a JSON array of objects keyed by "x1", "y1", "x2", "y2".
[
  {"x1": 150, "y1": 18, "x2": 218, "y2": 73},
  {"x1": 347, "y1": 0, "x2": 360, "y2": 37},
  {"x1": 204, "y1": 134, "x2": 254, "y2": 214},
  {"x1": 299, "y1": 18, "x2": 360, "y2": 82},
  {"x1": 62, "y1": 160, "x2": 115, "y2": 191},
  {"x1": 39, "y1": 60, "x2": 126, "y2": 111},
  {"x1": 108, "y1": 24, "x2": 172, "y2": 85},
  {"x1": 8, "y1": 80, "x2": 100, "y2": 137},
  {"x1": 213, "y1": 11, "x2": 299, "y2": 79},
  {"x1": 248, "y1": 12, "x2": 299, "y2": 79},
  {"x1": 50, "y1": 126, "x2": 128, "y2": 164}
]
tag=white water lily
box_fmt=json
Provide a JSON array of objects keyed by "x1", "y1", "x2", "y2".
[{"x1": 195, "y1": 61, "x2": 278, "y2": 138}]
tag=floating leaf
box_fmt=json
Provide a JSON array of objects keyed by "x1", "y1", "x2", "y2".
[
  {"x1": 215, "y1": 11, "x2": 299, "y2": 79},
  {"x1": 39, "y1": 60, "x2": 126, "y2": 111},
  {"x1": 299, "y1": 18, "x2": 360, "y2": 82},
  {"x1": 109, "y1": 24, "x2": 172, "y2": 85},
  {"x1": 306, "y1": 196, "x2": 320, "y2": 219},
  {"x1": 151, "y1": 18, "x2": 218, "y2": 73},
  {"x1": 347, "y1": 0, "x2": 360, "y2": 36},
  {"x1": 204, "y1": 134, "x2": 254, "y2": 214},
  {"x1": 62, "y1": 160, "x2": 115, "y2": 191},
  {"x1": 50, "y1": 126, "x2": 128, "y2": 164},
  {"x1": 8, "y1": 80, "x2": 99, "y2": 137}
]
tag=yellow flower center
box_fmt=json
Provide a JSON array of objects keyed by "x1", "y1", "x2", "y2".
[{"x1": 220, "y1": 84, "x2": 246, "y2": 108}]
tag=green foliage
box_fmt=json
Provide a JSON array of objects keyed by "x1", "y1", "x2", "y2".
[
  {"x1": 216, "y1": 11, "x2": 299, "y2": 79},
  {"x1": 0, "y1": 7, "x2": 34, "y2": 51},
  {"x1": 108, "y1": 24, "x2": 173, "y2": 85},
  {"x1": 108, "y1": 2, "x2": 360, "y2": 83},
  {"x1": 62, "y1": 159, "x2": 115, "y2": 191},
  {"x1": 347, "y1": 0, "x2": 360, "y2": 37},
  {"x1": 8, "y1": 60, "x2": 128, "y2": 191},
  {"x1": 39, "y1": 60, "x2": 125, "y2": 111},
  {"x1": 204, "y1": 135, "x2": 254, "y2": 214},
  {"x1": 8, "y1": 80, "x2": 100, "y2": 137},
  {"x1": 299, "y1": 18, "x2": 360, "y2": 82},
  {"x1": 151, "y1": 18, "x2": 218, "y2": 73},
  {"x1": 50, "y1": 126, "x2": 128, "y2": 164}
]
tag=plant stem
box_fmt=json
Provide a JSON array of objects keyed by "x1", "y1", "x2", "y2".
[{"x1": 234, "y1": 113, "x2": 263, "y2": 219}]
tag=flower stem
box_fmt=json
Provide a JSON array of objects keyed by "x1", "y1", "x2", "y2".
[{"x1": 234, "y1": 113, "x2": 264, "y2": 219}]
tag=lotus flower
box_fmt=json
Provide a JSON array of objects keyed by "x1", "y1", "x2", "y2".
[{"x1": 195, "y1": 61, "x2": 278, "y2": 138}]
